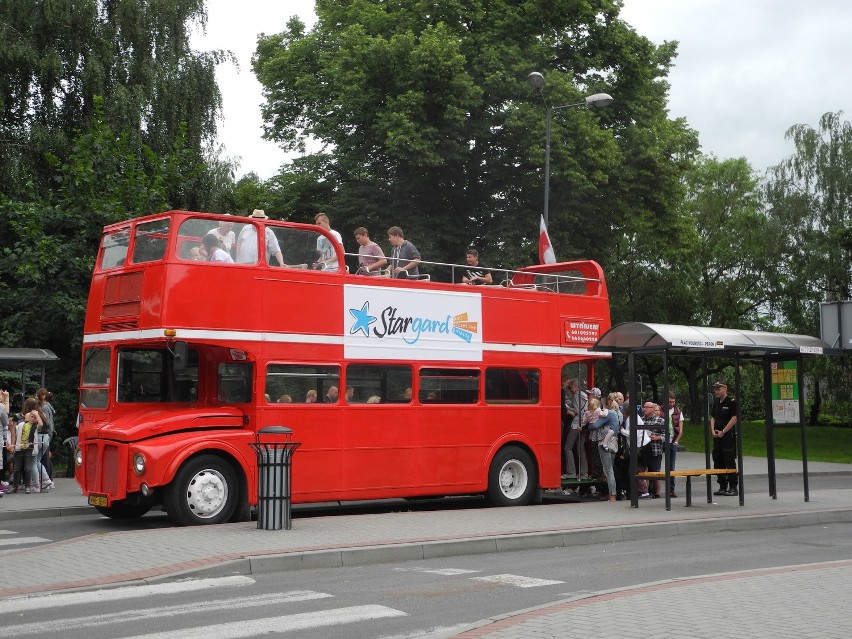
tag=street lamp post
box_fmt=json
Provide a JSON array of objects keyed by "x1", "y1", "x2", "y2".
[{"x1": 527, "y1": 71, "x2": 613, "y2": 231}]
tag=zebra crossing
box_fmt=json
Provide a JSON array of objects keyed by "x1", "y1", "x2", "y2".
[
  {"x1": 0, "y1": 529, "x2": 52, "y2": 555},
  {"x1": 0, "y1": 567, "x2": 564, "y2": 638}
]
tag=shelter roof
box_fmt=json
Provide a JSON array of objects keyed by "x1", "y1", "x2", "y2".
[
  {"x1": 0, "y1": 348, "x2": 60, "y2": 368},
  {"x1": 591, "y1": 322, "x2": 831, "y2": 358}
]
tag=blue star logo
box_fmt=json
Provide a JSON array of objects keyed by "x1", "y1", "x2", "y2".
[{"x1": 349, "y1": 301, "x2": 377, "y2": 337}]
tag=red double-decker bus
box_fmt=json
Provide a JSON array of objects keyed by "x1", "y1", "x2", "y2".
[{"x1": 75, "y1": 211, "x2": 610, "y2": 525}]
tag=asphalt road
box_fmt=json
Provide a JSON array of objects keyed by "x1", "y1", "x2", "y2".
[{"x1": 2, "y1": 520, "x2": 851, "y2": 639}]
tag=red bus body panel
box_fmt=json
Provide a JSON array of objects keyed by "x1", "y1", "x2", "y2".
[{"x1": 77, "y1": 211, "x2": 610, "y2": 510}]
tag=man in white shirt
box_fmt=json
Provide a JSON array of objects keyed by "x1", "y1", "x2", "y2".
[
  {"x1": 314, "y1": 212, "x2": 343, "y2": 271},
  {"x1": 206, "y1": 218, "x2": 235, "y2": 256},
  {"x1": 235, "y1": 209, "x2": 284, "y2": 266}
]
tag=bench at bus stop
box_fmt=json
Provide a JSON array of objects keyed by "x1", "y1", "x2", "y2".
[{"x1": 636, "y1": 468, "x2": 739, "y2": 506}]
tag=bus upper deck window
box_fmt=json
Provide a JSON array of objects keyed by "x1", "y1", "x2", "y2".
[
  {"x1": 132, "y1": 218, "x2": 170, "y2": 264},
  {"x1": 99, "y1": 229, "x2": 130, "y2": 270}
]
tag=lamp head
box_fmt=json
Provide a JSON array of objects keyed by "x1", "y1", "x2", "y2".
[
  {"x1": 585, "y1": 93, "x2": 614, "y2": 108},
  {"x1": 527, "y1": 72, "x2": 545, "y2": 91}
]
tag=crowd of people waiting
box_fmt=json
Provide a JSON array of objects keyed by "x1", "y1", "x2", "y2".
[
  {"x1": 560, "y1": 376, "x2": 686, "y2": 502},
  {"x1": 0, "y1": 388, "x2": 57, "y2": 496}
]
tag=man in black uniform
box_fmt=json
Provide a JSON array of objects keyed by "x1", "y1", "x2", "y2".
[{"x1": 710, "y1": 380, "x2": 738, "y2": 496}]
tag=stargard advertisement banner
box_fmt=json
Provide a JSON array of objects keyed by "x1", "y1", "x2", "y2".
[{"x1": 343, "y1": 285, "x2": 483, "y2": 361}]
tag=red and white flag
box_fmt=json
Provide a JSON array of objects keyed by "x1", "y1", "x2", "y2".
[{"x1": 538, "y1": 215, "x2": 556, "y2": 264}]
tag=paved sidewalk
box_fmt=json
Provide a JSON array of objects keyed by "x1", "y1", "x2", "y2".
[
  {"x1": 0, "y1": 453, "x2": 850, "y2": 614},
  {"x1": 446, "y1": 559, "x2": 852, "y2": 638}
]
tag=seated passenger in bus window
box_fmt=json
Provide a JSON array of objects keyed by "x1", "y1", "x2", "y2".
[
  {"x1": 277, "y1": 394, "x2": 292, "y2": 403},
  {"x1": 189, "y1": 246, "x2": 203, "y2": 261},
  {"x1": 403, "y1": 387, "x2": 412, "y2": 401},
  {"x1": 202, "y1": 234, "x2": 234, "y2": 263},
  {"x1": 367, "y1": 395, "x2": 381, "y2": 404},
  {"x1": 305, "y1": 389, "x2": 317, "y2": 403},
  {"x1": 345, "y1": 386, "x2": 354, "y2": 402},
  {"x1": 324, "y1": 386, "x2": 339, "y2": 403}
]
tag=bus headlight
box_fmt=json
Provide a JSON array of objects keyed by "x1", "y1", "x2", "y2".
[
  {"x1": 133, "y1": 453, "x2": 146, "y2": 476},
  {"x1": 75, "y1": 447, "x2": 83, "y2": 467}
]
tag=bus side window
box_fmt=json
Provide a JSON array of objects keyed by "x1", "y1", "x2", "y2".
[
  {"x1": 344, "y1": 364, "x2": 411, "y2": 404},
  {"x1": 218, "y1": 363, "x2": 253, "y2": 403},
  {"x1": 265, "y1": 363, "x2": 340, "y2": 404},
  {"x1": 419, "y1": 368, "x2": 480, "y2": 404}
]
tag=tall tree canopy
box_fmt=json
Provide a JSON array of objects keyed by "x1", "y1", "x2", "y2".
[
  {"x1": 253, "y1": 0, "x2": 698, "y2": 267},
  {"x1": 0, "y1": 1, "x2": 233, "y2": 418},
  {"x1": 0, "y1": 0, "x2": 226, "y2": 206}
]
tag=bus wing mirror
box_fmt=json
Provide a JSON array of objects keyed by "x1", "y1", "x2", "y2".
[{"x1": 173, "y1": 341, "x2": 189, "y2": 372}]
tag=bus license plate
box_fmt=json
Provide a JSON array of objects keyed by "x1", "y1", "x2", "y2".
[{"x1": 88, "y1": 494, "x2": 109, "y2": 507}]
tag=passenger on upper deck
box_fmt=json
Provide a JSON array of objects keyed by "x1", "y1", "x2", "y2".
[
  {"x1": 324, "y1": 386, "x2": 339, "y2": 403},
  {"x1": 206, "y1": 217, "x2": 235, "y2": 256},
  {"x1": 354, "y1": 227, "x2": 387, "y2": 275},
  {"x1": 461, "y1": 249, "x2": 492, "y2": 285},
  {"x1": 314, "y1": 213, "x2": 343, "y2": 271},
  {"x1": 305, "y1": 390, "x2": 317, "y2": 403},
  {"x1": 235, "y1": 209, "x2": 284, "y2": 267},
  {"x1": 387, "y1": 226, "x2": 421, "y2": 278},
  {"x1": 202, "y1": 234, "x2": 234, "y2": 263}
]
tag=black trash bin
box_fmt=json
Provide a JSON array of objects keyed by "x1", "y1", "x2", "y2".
[{"x1": 250, "y1": 426, "x2": 301, "y2": 530}]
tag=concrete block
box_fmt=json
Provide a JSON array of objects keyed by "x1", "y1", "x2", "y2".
[
  {"x1": 496, "y1": 531, "x2": 566, "y2": 553},
  {"x1": 422, "y1": 537, "x2": 498, "y2": 559},
  {"x1": 621, "y1": 522, "x2": 679, "y2": 540},
  {"x1": 341, "y1": 543, "x2": 424, "y2": 566},
  {"x1": 562, "y1": 526, "x2": 624, "y2": 547}
]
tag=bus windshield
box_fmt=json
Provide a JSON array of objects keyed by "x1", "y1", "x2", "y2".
[{"x1": 116, "y1": 348, "x2": 198, "y2": 403}]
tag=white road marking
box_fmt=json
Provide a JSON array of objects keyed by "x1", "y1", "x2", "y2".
[
  {"x1": 470, "y1": 574, "x2": 565, "y2": 588},
  {"x1": 0, "y1": 530, "x2": 17, "y2": 535},
  {"x1": 0, "y1": 591, "x2": 333, "y2": 638},
  {"x1": 395, "y1": 567, "x2": 480, "y2": 575},
  {"x1": 127, "y1": 605, "x2": 407, "y2": 638},
  {"x1": 0, "y1": 537, "x2": 50, "y2": 547},
  {"x1": 0, "y1": 576, "x2": 256, "y2": 614}
]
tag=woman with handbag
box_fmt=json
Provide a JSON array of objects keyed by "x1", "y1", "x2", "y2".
[{"x1": 588, "y1": 393, "x2": 622, "y2": 501}]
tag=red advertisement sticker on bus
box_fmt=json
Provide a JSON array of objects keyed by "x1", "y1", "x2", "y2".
[{"x1": 564, "y1": 319, "x2": 601, "y2": 345}]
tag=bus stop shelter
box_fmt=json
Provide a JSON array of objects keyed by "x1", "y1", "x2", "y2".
[
  {"x1": 0, "y1": 348, "x2": 60, "y2": 409},
  {"x1": 590, "y1": 322, "x2": 834, "y2": 510}
]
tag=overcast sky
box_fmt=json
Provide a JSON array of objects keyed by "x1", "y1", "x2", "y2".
[{"x1": 193, "y1": 0, "x2": 852, "y2": 180}]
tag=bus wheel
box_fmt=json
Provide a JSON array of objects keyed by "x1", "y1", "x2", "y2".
[
  {"x1": 486, "y1": 446, "x2": 538, "y2": 507},
  {"x1": 95, "y1": 501, "x2": 151, "y2": 520},
  {"x1": 165, "y1": 455, "x2": 238, "y2": 526}
]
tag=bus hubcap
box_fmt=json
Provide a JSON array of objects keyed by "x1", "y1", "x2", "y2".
[
  {"x1": 186, "y1": 469, "x2": 228, "y2": 518},
  {"x1": 499, "y1": 459, "x2": 528, "y2": 500}
]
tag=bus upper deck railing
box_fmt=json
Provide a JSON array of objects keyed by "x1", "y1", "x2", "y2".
[
  {"x1": 96, "y1": 211, "x2": 605, "y2": 298},
  {"x1": 340, "y1": 252, "x2": 603, "y2": 295}
]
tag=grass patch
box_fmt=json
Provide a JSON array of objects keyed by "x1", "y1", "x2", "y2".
[{"x1": 680, "y1": 420, "x2": 852, "y2": 464}]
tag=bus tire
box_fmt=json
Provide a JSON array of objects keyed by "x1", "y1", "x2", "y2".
[
  {"x1": 95, "y1": 501, "x2": 152, "y2": 520},
  {"x1": 164, "y1": 455, "x2": 238, "y2": 526},
  {"x1": 486, "y1": 446, "x2": 538, "y2": 507}
]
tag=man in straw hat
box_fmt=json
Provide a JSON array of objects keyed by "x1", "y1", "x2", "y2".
[{"x1": 235, "y1": 209, "x2": 284, "y2": 266}]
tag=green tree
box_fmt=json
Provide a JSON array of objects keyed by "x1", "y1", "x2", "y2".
[
  {"x1": 765, "y1": 112, "x2": 852, "y2": 422},
  {"x1": 253, "y1": 0, "x2": 697, "y2": 268},
  {"x1": 0, "y1": 0, "x2": 227, "y2": 204}
]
